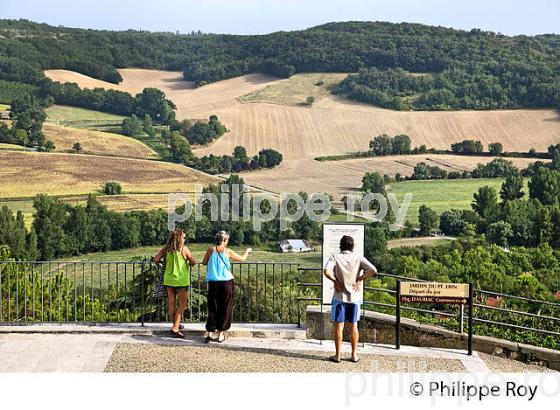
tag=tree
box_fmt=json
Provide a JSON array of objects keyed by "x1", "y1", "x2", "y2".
[
  {"x1": 451, "y1": 139, "x2": 483, "y2": 154},
  {"x1": 500, "y1": 174, "x2": 524, "y2": 201},
  {"x1": 121, "y1": 115, "x2": 143, "y2": 136},
  {"x1": 361, "y1": 172, "x2": 386, "y2": 195},
  {"x1": 32, "y1": 195, "x2": 69, "y2": 260},
  {"x1": 134, "y1": 88, "x2": 175, "y2": 124},
  {"x1": 186, "y1": 121, "x2": 217, "y2": 145},
  {"x1": 143, "y1": 114, "x2": 156, "y2": 138},
  {"x1": 392, "y1": 134, "x2": 411, "y2": 154},
  {"x1": 364, "y1": 225, "x2": 387, "y2": 261},
  {"x1": 528, "y1": 167, "x2": 560, "y2": 205},
  {"x1": 0, "y1": 206, "x2": 29, "y2": 259},
  {"x1": 418, "y1": 205, "x2": 438, "y2": 235},
  {"x1": 486, "y1": 221, "x2": 512, "y2": 247},
  {"x1": 233, "y1": 146, "x2": 247, "y2": 160},
  {"x1": 103, "y1": 181, "x2": 122, "y2": 195},
  {"x1": 42, "y1": 140, "x2": 55, "y2": 152},
  {"x1": 72, "y1": 142, "x2": 83, "y2": 153},
  {"x1": 369, "y1": 134, "x2": 393, "y2": 156},
  {"x1": 257, "y1": 149, "x2": 283, "y2": 168},
  {"x1": 169, "y1": 132, "x2": 193, "y2": 163},
  {"x1": 472, "y1": 186, "x2": 499, "y2": 221},
  {"x1": 488, "y1": 142, "x2": 503, "y2": 156},
  {"x1": 440, "y1": 209, "x2": 466, "y2": 235}
]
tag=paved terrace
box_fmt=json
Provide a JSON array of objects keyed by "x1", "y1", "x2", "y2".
[{"x1": 0, "y1": 323, "x2": 555, "y2": 373}]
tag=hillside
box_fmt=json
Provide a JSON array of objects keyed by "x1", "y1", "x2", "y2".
[
  {"x1": 44, "y1": 68, "x2": 560, "y2": 197},
  {"x1": 42, "y1": 123, "x2": 159, "y2": 159},
  {"x1": 2, "y1": 20, "x2": 560, "y2": 110},
  {"x1": 0, "y1": 151, "x2": 219, "y2": 199}
]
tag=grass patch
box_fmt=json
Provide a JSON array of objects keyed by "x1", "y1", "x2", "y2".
[
  {"x1": 239, "y1": 72, "x2": 347, "y2": 107},
  {"x1": 387, "y1": 178, "x2": 516, "y2": 223},
  {"x1": 46, "y1": 105, "x2": 126, "y2": 128},
  {"x1": 387, "y1": 236, "x2": 455, "y2": 249},
  {"x1": 0, "y1": 143, "x2": 25, "y2": 151}
]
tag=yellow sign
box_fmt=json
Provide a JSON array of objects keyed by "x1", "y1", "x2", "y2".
[{"x1": 400, "y1": 282, "x2": 470, "y2": 304}]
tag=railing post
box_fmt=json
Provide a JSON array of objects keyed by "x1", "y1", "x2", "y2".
[
  {"x1": 468, "y1": 283, "x2": 473, "y2": 356},
  {"x1": 395, "y1": 280, "x2": 401, "y2": 350},
  {"x1": 141, "y1": 263, "x2": 145, "y2": 327},
  {"x1": 297, "y1": 268, "x2": 301, "y2": 328}
]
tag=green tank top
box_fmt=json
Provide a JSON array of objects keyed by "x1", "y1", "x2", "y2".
[{"x1": 163, "y1": 249, "x2": 190, "y2": 287}]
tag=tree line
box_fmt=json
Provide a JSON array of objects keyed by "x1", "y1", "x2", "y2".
[
  {"x1": 0, "y1": 95, "x2": 54, "y2": 150},
  {"x1": 0, "y1": 176, "x2": 312, "y2": 261},
  {"x1": 0, "y1": 20, "x2": 559, "y2": 110}
]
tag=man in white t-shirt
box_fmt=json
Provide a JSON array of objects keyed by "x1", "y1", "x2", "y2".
[{"x1": 323, "y1": 235, "x2": 377, "y2": 363}]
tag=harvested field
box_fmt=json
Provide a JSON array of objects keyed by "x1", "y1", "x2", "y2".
[
  {"x1": 45, "y1": 69, "x2": 560, "y2": 158},
  {"x1": 238, "y1": 155, "x2": 542, "y2": 198},
  {"x1": 45, "y1": 69, "x2": 560, "y2": 197},
  {"x1": 45, "y1": 69, "x2": 280, "y2": 120},
  {"x1": 42, "y1": 123, "x2": 158, "y2": 159},
  {"x1": 0, "y1": 151, "x2": 219, "y2": 199}
]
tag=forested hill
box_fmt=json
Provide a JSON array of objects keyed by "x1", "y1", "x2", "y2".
[{"x1": 1, "y1": 19, "x2": 559, "y2": 110}]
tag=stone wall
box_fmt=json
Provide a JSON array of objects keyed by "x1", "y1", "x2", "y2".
[{"x1": 306, "y1": 305, "x2": 560, "y2": 371}]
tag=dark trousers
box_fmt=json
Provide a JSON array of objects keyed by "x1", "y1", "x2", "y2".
[{"x1": 206, "y1": 280, "x2": 234, "y2": 332}]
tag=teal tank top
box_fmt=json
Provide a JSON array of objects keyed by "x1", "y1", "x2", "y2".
[{"x1": 206, "y1": 248, "x2": 233, "y2": 282}]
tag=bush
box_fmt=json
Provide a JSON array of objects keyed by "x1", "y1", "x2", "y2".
[{"x1": 103, "y1": 181, "x2": 122, "y2": 195}]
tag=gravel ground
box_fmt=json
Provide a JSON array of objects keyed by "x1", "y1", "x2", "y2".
[
  {"x1": 105, "y1": 343, "x2": 465, "y2": 373},
  {"x1": 479, "y1": 353, "x2": 558, "y2": 373}
]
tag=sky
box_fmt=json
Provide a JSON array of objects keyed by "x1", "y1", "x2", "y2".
[{"x1": 1, "y1": 0, "x2": 559, "y2": 36}]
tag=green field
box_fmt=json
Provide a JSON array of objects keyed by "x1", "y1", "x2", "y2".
[
  {"x1": 0, "y1": 143, "x2": 24, "y2": 151},
  {"x1": 56, "y1": 243, "x2": 321, "y2": 265},
  {"x1": 46, "y1": 105, "x2": 126, "y2": 128},
  {"x1": 387, "y1": 178, "x2": 516, "y2": 223},
  {"x1": 239, "y1": 72, "x2": 347, "y2": 107}
]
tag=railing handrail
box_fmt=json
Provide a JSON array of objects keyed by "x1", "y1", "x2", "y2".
[
  {"x1": 296, "y1": 266, "x2": 560, "y2": 307},
  {"x1": 296, "y1": 266, "x2": 560, "y2": 340}
]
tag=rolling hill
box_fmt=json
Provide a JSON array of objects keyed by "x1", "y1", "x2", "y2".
[{"x1": 45, "y1": 68, "x2": 560, "y2": 197}]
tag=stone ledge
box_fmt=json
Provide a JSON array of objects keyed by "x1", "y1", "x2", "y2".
[
  {"x1": 0, "y1": 323, "x2": 307, "y2": 340},
  {"x1": 306, "y1": 305, "x2": 560, "y2": 371}
]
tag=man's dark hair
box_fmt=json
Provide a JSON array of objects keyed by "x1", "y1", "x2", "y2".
[{"x1": 340, "y1": 235, "x2": 354, "y2": 252}]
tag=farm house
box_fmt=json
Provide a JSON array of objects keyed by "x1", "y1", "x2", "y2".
[{"x1": 279, "y1": 239, "x2": 314, "y2": 253}]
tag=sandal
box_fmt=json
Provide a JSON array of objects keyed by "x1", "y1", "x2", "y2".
[
  {"x1": 169, "y1": 329, "x2": 184, "y2": 338},
  {"x1": 216, "y1": 333, "x2": 226, "y2": 343},
  {"x1": 350, "y1": 357, "x2": 360, "y2": 363},
  {"x1": 329, "y1": 356, "x2": 341, "y2": 363},
  {"x1": 204, "y1": 335, "x2": 213, "y2": 343}
]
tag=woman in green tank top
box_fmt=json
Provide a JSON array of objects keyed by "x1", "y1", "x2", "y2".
[{"x1": 153, "y1": 228, "x2": 196, "y2": 337}]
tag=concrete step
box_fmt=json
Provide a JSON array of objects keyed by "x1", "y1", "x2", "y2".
[{"x1": 0, "y1": 323, "x2": 307, "y2": 340}]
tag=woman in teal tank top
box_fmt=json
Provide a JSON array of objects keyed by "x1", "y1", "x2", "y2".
[
  {"x1": 154, "y1": 228, "x2": 196, "y2": 337},
  {"x1": 202, "y1": 230, "x2": 252, "y2": 343}
]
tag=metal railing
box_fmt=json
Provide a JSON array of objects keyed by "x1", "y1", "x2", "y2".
[
  {"x1": 0, "y1": 261, "x2": 300, "y2": 325},
  {"x1": 296, "y1": 268, "x2": 560, "y2": 339},
  {"x1": 2, "y1": 259, "x2": 559, "y2": 343}
]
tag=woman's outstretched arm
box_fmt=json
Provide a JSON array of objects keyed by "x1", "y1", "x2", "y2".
[
  {"x1": 153, "y1": 248, "x2": 166, "y2": 264},
  {"x1": 227, "y1": 248, "x2": 252, "y2": 262}
]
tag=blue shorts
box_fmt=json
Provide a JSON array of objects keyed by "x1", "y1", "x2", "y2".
[{"x1": 331, "y1": 298, "x2": 360, "y2": 323}]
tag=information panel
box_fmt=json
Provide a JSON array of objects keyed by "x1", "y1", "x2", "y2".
[
  {"x1": 321, "y1": 223, "x2": 365, "y2": 304},
  {"x1": 400, "y1": 282, "x2": 470, "y2": 304}
]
